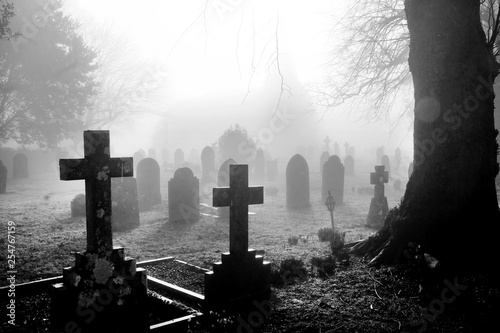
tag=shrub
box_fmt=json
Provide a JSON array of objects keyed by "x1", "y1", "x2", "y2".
[
  {"x1": 279, "y1": 257, "x2": 307, "y2": 285},
  {"x1": 330, "y1": 230, "x2": 346, "y2": 253},
  {"x1": 310, "y1": 256, "x2": 337, "y2": 277},
  {"x1": 318, "y1": 228, "x2": 335, "y2": 242},
  {"x1": 287, "y1": 236, "x2": 299, "y2": 246}
]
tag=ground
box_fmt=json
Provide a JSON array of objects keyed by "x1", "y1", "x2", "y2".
[{"x1": 0, "y1": 157, "x2": 498, "y2": 332}]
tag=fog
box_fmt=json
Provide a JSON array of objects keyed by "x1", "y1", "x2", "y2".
[{"x1": 62, "y1": 0, "x2": 414, "y2": 162}]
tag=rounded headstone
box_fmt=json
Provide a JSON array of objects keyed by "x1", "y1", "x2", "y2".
[
  {"x1": 168, "y1": 167, "x2": 199, "y2": 223},
  {"x1": 322, "y1": 155, "x2": 345, "y2": 204},
  {"x1": 201, "y1": 146, "x2": 216, "y2": 186},
  {"x1": 320, "y1": 151, "x2": 330, "y2": 173},
  {"x1": 286, "y1": 154, "x2": 310, "y2": 209},
  {"x1": 137, "y1": 157, "x2": 162, "y2": 209}
]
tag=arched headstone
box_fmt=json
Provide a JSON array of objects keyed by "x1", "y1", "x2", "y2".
[
  {"x1": 201, "y1": 146, "x2": 216, "y2": 188},
  {"x1": 111, "y1": 178, "x2": 140, "y2": 231},
  {"x1": 133, "y1": 149, "x2": 146, "y2": 171},
  {"x1": 168, "y1": 167, "x2": 199, "y2": 223},
  {"x1": 286, "y1": 154, "x2": 310, "y2": 209},
  {"x1": 381, "y1": 155, "x2": 391, "y2": 175},
  {"x1": 344, "y1": 155, "x2": 354, "y2": 176},
  {"x1": 320, "y1": 151, "x2": 329, "y2": 173},
  {"x1": 137, "y1": 158, "x2": 162, "y2": 210},
  {"x1": 376, "y1": 146, "x2": 384, "y2": 164},
  {"x1": 322, "y1": 155, "x2": 345, "y2": 204},
  {"x1": 13, "y1": 153, "x2": 28, "y2": 178},
  {"x1": 253, "y1": 148, "x2": 265, "y2": 182}
]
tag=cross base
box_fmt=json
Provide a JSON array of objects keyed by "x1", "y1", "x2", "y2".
[
  {"x1": 50, "y1": 247, "x2": 149, "y2": 333},
  {"x1": 204, "y1": 249, "x2": 271, "y2": 310},
  {"x1": 366, "y1": 197, "x2": 389, "y2": 227}
]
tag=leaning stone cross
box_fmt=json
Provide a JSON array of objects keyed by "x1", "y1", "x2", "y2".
[
  {"x1": 59, "y1": 130, "x2": 133, "y2": 257},
  {"x1": 370, "y1": 165, "x2": 389, "y2": 199},
  {"x1": 366, "y1": 165, "x2": 389, "y2": 227},
  {"x1": 213, "y1": 164, "x2": 263, "y2": 257}
]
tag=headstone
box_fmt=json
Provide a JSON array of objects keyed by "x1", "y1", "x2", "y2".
[
  {"x1": 306, "y1": 145, "x2": 315, "y2": 165},
  {"x1": 174, "y1": 148, "x2": 184, "y2": 169},
  {"x1": 381, "y1": 154, "x2": 391, "y2": 175},
  {"x1": 53, "y1": 130, "x2": 148, "y2": 332},
  {"x1": 201, "y1": 146, "x2": 216, "y2": 188},
  {"x1": 111, "y1": 177, "x2": 140, "y2": 230},
  {"x1": 137, "y1": 157, "x2": 162, "y2": 210},
  {"x1": 206, "y1": 164, "x2": 270, "y2": 306},
  {"x1": 148, "y1": 148, "x2": 157, "y2": 159},
  {"x1": 253, "y1": 148, "x2": 265, "y2": 182},
  {"x1": 347, "y1": 145, "x2": 355, "y2": 157},
  {"x1": 13, "y1": 153, "x2": 28, "y2": 178},
  {"x1": 168, "y1": 167, "x2": 200, "y2": 223},
  {"x1": 376, "y1": 146, "x2": 384, "y2": 164},
  {"x1": 286, "y1": 154, "x2": 310, "y2": 209},
  {"x1": 395, "y1": 147, "x2": 402, "y2": 169},
  {"x1": 323, "y1": 136, "x2": 331, "y2": 153},
  {"x1": 344, "y1": 155, "x2": 354, "y2": 176},
  {"x1": 408, "y1": 162, "x2": 414, "y2": 179},
  {"x1": 366, "y1": 165, "x2": 389, "y2": 227},
  {"x1": 320, "y1": 151, "x2": 329, "y2": 173},
  {"x1": 161, "y1": 148, "x2": 169, "y2": 171},
  {"x1": 133, "y1": 149, "x2": 145, "y2": 171},
  {"x1": 344, "y1": 142, "x2": 349, "y2": 157},
  {"x1": 0, "y1": 160, "x2": 7, "y2": 194},
  {"x1": 266, "y1": 159, "x2": 278, "y2": 181},
  {"x1": 322, "y1": 155, "x2": 345, "y2": 204},
  {"x1": 217, "y1": 158, "x2": 237, "y2": 218},
  {"x1": 70, "y1": 194, "x2": 86, "y2": 217},
  {"x1": 333, "y1": 142, "x2": 340, "y2": 156}
]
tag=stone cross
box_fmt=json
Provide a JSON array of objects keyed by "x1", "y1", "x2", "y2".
[
  {"x1": 213, "y1": 164, "x2": 263, "y2": 257},
  {"x1": 59, "y1": 131, "x2": 133, "y2": 257},
  {"x1": 370, "y1": 165, "x2": 389, "y2": 199}
]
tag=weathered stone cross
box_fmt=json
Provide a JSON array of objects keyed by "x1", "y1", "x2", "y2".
[
  {"x1": 213, "y1": 164, "x2": 263, "y2": 257},
  {"x1": 59, "y1": 130, "x2": 133, "y2": 257},
  {"x1": 370, "y1": 165, "x2": 389, "y2": 199}
]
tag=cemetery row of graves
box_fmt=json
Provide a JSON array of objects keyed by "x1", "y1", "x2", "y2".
[{"x1": 3, "y1": 131, "x2": 493, "y2": 332}]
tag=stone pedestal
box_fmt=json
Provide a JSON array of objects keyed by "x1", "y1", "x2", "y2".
[
  {"x1": 204, "y1": 249, "x2": 271, "y2": 309},
  {"x1": 51, "y1": 247, "x2": 149, "y2": 332},
  {"x1": 366, "y1": 196, "x2": 389, "y2": 227}
]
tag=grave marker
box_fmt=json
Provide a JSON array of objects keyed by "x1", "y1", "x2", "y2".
[
  {"x1": 174, "y1": 148, "x2": 185, "y2": 169},
  {"x1": 0, "y1": 160, "x2": 7, "y2": 194},
  {"x1": 111, "y1": 177, "x2": 140, "y2": 230},
  {"x1": 376, "y1": 146, "x2": 384, "y2": 164},
  {"x1": 253, "y1": 148, "x2": 266, "y2": 182},
  {"x1": 344, "y1": 155, "x2": 354, "y2": 176},
  {"x1": 217, "y1": 158, "x2": 237, "y2": 218},
  {"x1": 322, "y1": 155, "x2": 345, "y2": 204},
  {"x1": 381, "y1": 154, "x2": 391, "y2": 175},
  {"x1": 333, "y1": 141, "x2": 340, "y2": 156},
  {"x1": 137, "y1": 157, "x2": 162, "y2": 209},
  {"x1": 201, "y1": 146, "x2": 216, "y2": 188},
  {"x1": 366, "y1": 165, "x2": 389, "y2": 227},
  {"x1": 320, "y1": 151, "x2": 329, "y2": 173},
  {"x1": 13, "y1": 153, "x2": 28, "y2": 178},
  {"x1": 168, "y1": 167, "x2": 200, "y2": 223},
  {"x1": 286, "y1": 154, "x2": 310, "y2": 209}
]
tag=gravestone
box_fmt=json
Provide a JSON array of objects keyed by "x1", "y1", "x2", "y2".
[
  {"x1": 174, "y1": 148, "x2": 185, "y2": 169},
  {"x1": 322, "y1": 155, "x2": 345, "y2": 204},
  {"x1": 70, "y1": 194, "x2": 86, "y2": 217},
  {"x1": 168, "y1": 167, "x2": 200, "y2": 223},
  {"x1": 408, "y1": 162, "x2": 414, "y2": 179},
  {"x1": 253, "y1": 148, "x2": 266, "y2": 182},
  {"x1": 320, "y1": 151, "x2": 329, "y2": 172},
  {"x1": 206, "y1": 164, "x2": 270, "y2": 307},
  {"x1": 366, "y1": 165, "x2": 389, "y2": 227},
  {"x1": 148, "y1": 148, "x2": 157, "y2": 159},
  {"x1": 266, "y1": 159, "x2": 278, "y2": 181},
  {"x1": 0, "y1": 160, "x2": 7, "y2": 194},
  {"x1": 306, "y1": 145, "x2": 315, "y2": 165},
  {"x1": 344, "y1": 155, "x2": 354, "y2": 176},
  {"x1": 381, "y1": 154, "x2": 391, "y2": 175},
  {"x1": 217, "y1": 158, "x2": 237, "y2": 218},
  {"x1": 347, "y1": 145, "x2": 355, "y2": 157},
  {"x1": 52, "y1": 130, "x2": 148, "y2": 333},
  {"x1": 395, "y1": 147, "x2": 402, "y2": 169},
  {"x1": 333, "y1": 142, "x2": 340, "y2": 156},
  {"x1": 161, "y1": 148, "x2": 169, "y2": 171},
  {"x1": 286, "y1": 154, "x2": 310, "y2": 209},
  {"x1": 137, "y1": 157, "x2": 162, "y2": 210},
  {"x1": 133, "y1": 149, "x2": 145, "y2": 171},
  {"x1": 201, "y1": 146, "x2": 216, "y2": 189},
  {"x1": 13, "y1": 153, "x2": 28, "y2": 178},
  {"x1": 376, "y1": 146, "x2": 384, "y2": 164},
  {"x1": 111, "y1": 177, "x2": 140, "y2": 230}
]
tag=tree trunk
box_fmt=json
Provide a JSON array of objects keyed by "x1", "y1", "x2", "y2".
[{"x1": 351, "y1": 0, "x2": 500, "y2": 271}]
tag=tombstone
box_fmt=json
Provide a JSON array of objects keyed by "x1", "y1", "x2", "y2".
[
  {"x1": 132, "y1": 149, "x2": 145, "y2": 171},
  {"x1": 137, "y1": 157, "x2": 162, "y2": 210},
  {"x1": 0, "y1": 160, "x2": 7, "y2": 194},
  {"x1": 148, "y1": 148, "x2": 157, "y2": 159},
  {"x1": 168, "y1": 167, "x2": 200, "y2": 223},
  {"x1": 206, "y1": 164, "x2": 270, "y2": 307},
  {"x1": 217, "y1": 158, "x2": 237, "y2": 218},
  {"x1": 111, "y1": 177, "x2": 140, "y2": 230},
  {"x1": 320, "y1": 151, "x2": 330, "y2": 173},
  {"x1": 395, "y1": 147, "x2": 402, "y2": 169},
  {"x1": 408, "y1": 162, "x2": 414, "y2": 179},
  {"x1": 253, "y1": 148, "x2": 266, "y2": 182},
  {"x1": 347, "y1": 145, "x2": 355, "y2": 157},
  {"x1": 381, "y1": 154, "x2": 391, "y2": 175},
  {"x1": 13, "y1": 153, "x2": 28, "y2": 178},
  {"x1": 366, "y1": 165, "x2": 389, "y2": 227},
  {"x1": 376, "y1": 146, "x2": 384, "y2": 164},
  {"x1": 53, "y1": 130, "x2": 148, "y2": 332},
  {"x1": 266, "y1": 159, "x2": 278, "y2": 181},
  {"x1": 286, "y1": 154, "x2": 310, "y2": 209},
  {"x1": 322, "y1": 155, "x2": 345, "y2": 205},
  {"x1": 333, "y1": 142, "x2": 340, "y2": 156},
  {"x1": 174, "y1": 148, "x2": 185, "y2": 169},
  {"x1": 161, "y1": 148, "x2": 169, "y2": 170},
  {"x1": 344, "y1": 155, "x2": 354, "y2": 176},
  {"x1": 306, "y1": 145, "x2": 315, "y2": 165},
  {"x1": 344, "y1": 142, "x2": 350, "y2": 157},
  {"x1": 201, "y1": 146, "x2": 216, "y2": 188},
  {"x1": 70, "y1": 194, "x2": 86, "y2": 217}
]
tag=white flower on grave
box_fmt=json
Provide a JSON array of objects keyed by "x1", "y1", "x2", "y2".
[
  {"x1": 113, "y1": 276, "x2": 124, "y2": 285},
  {"x1": 120, "y1": 286, "x2": 131, "y2": 296},
  {"x1": 97, "y1": 166, "x2": 110, "y2": 181},
  {"x1": 117, "y1": 298, "x2": 124, "y2": 306},
  {"x1": 96, "y1": 208, "x2": 105, "y2": 219},
  {"x1": 73, "y1": 274, "x2": 81, "y2": 287},
  {"x1": 93, "y1": 257, "x2": 113, "y2": 284}
]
